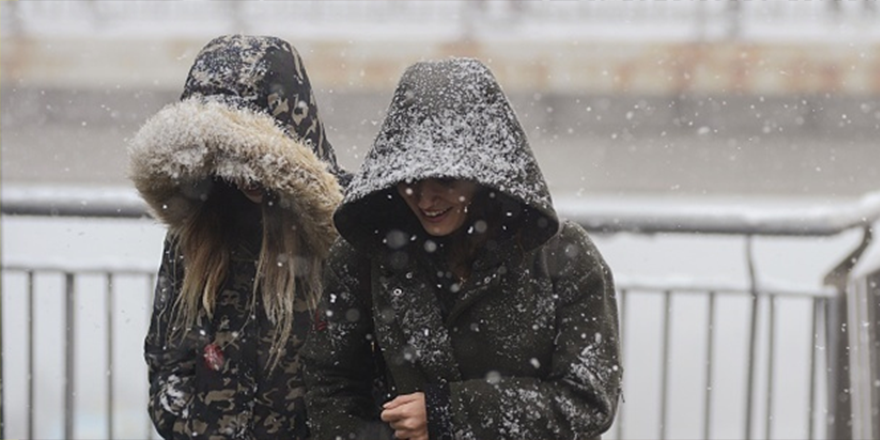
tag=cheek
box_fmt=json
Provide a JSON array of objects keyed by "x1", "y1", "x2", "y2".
[
  {"x1": 244, "y1": 192, "x2": 263, "y2": 204},
  {"x1": 403, "y1": 196, "x2": 420, "y2": 214},
  {"x1": 455, "y1": 184, "x2": 477, "y2": 204}
]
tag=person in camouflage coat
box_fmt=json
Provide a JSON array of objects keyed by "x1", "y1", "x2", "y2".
[
  {"x1": 303, "y1": 58, "x2": 622, "y2": 440},
  {"x1": 129, "y1": 35, "x2": 345, "y2": 439}
]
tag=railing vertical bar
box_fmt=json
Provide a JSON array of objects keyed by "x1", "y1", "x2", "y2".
[
  {"x1": 744, "y1": 236, "x2": 760, "y2": 440},
  {"x1": 807, "y1": 298, "x2": 821, "y2": 440},
  {"x1": 615, "y1": 289, "x2": 628, "y2": 440},
  {"x1": 64, "y1": 272, "x2": 76, "y2": 440},
  {"x1": 765, "y1": 295, "x2": 777, "y2": 440},
  {"x1": 146, "y1": 273, "x2": 156, "y2": 440},
  {"x1": 106, "y1": 273, "x2": 115, "y2": 440},
  {"x1": 703, "y1": 291, "x2": 717, "y2": 440},
  {"x1": 27, "y1": 271, "x2": 35, "y2": 440},
  {"x1": 659, "y1": 290, "x2": 672, "y2": 440},
  {"x1": 0, "y1": 264, "x2": 4, "y2": 440}
]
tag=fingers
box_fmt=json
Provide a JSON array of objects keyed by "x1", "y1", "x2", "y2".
[
  {"x1": 383, "y1": 392, "x2": 420, "y2": 410},
  {"x1": 381, "y1": 405, "x2": 417, "y2": 424},
  {"x1": 390, "y1": 425, "x2": 427, "y2": 440},
  {"x1": 380, "y1": 408, "x2": 397, "y2": 423},
  {"x1": 381, "y1": 392, "x2": 423, "y2": 420},
  {"x1": 380, "y1": 392, "x2": 428, "y2": 439},
  {"x1": 388, "y1": 419, "x2": 421, "y2": 439}
]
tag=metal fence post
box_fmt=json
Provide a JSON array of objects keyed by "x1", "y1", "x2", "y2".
[
  {"x1": 0, "y1": 248, "x2": 4, "y2": 440},
  {"x1": 744, "y1": 235, "x2": 760, "y2": 440},
  {"x1": 824, "y1": 295, "x2": 852, "y2": 440},
  {"x1": 823, "y1": 226, "x2": 873, "y2": 440},
  {"x1": 868, "y1": 270, "x2": 880, "y2": 439},
  {"x1": 848, "y1": 249, "x2": 880, "y2": 440},
  {"x1": 65, "y1": 273, "x2": 76, "y2": 440}
]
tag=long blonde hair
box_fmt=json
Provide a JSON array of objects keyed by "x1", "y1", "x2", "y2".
[{"x1": 170, "y1": 178, "x2": 322, "y2": 370}]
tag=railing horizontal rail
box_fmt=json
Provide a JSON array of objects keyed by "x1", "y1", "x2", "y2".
[
  {"x1": 3, "y1": 266, "x2": 152, "y2": 275},
  {"x1": 2, "y1": 264, "x2": 157, "y2": 276},
  {"x1": 556, "y1": 193, "x2": 880, "y2": 237},
  {"x1": 618, "y1": 281, "x2": 836, "y2": 299},
  {"x1": 5, "y1": 185, "x2": 880, "y2": 237},
  {"x1": 1, "y1": 186, "x2": 148, "y2": 219}
]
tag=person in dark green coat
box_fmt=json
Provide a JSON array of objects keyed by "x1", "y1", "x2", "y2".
[
  {"x1": 130, "y1": 35, "x2": 345, "y2": 439},
  {"x1": 302, "y1": 58, "x2": 622, "y2": 440}
]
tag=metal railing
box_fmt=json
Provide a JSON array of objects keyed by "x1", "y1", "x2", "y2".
[
  {"x1": 610, "y1": 281, "x2": 835, "y2": 440},
  {"x1": 2, "y1": 186, "x2": 879, "y2": 439},
  {"x1": 847, "y1": 259, "x2": 880, "y2": 440},
  {"x1": 556, "y1": 191, "x2": 880, "y2": 440},
  {"x1": 2, "y1": 266, "x2": 159, "y2": 440}
]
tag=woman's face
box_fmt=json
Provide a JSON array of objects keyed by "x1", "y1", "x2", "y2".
[
  {"x1": 397, "y1": 178, "x2": 478, "y2": 236},
  {"x1": 240, "y1": 182, "x2": 264, "y2": 204}
]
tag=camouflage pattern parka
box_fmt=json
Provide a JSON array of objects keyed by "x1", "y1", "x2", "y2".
[
  {"x1": 129, "y1": 35, "x2": 345, "y2": 440},
  {"x1": 303, "y1": 58, "x2": 622, "y2": 440}
]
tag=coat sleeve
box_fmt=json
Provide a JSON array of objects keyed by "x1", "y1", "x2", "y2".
[
  {"x1": 144, "y1": 236, "x2": 257, "y2": 440},
  {"x1": 144, "y1": 236, "x2": 198, "y2": 439},
  {"x1": 302, "y1": 239, "x2": 393, "y2": 440},
  {"x1": 441, "y1": 222, "x2": 623, "y2": 440}
]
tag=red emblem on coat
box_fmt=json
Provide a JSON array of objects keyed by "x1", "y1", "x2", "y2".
[{"x1": 203, "y1": 343, "x2": 225, "y2": 371}]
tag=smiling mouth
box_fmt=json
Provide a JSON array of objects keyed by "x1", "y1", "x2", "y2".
[{"x1": 422, "y1": 207, "x2": 451, "y2": 221}]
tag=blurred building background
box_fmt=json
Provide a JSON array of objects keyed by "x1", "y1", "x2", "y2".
[
  {"x1": 2, "y1": 2, "x2": 880, "y2": 440},
  {"x1": 3, "y1": 0, "x2": 880, "y2": 197}
]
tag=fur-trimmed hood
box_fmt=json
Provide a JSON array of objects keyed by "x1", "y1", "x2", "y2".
[{"x1": 129, "y1": 35, "x2": 343, "y2": 257}]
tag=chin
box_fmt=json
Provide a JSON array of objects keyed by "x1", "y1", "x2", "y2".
[{"x1": 425, "y1": 225, "x2": 452, "y2": 237}]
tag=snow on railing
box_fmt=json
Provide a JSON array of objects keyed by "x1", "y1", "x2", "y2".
[
  {"x1": 556, "y1": 191, "x2": 880, "y2": 237},
  {"x1": 5, "y1": 184, "x2": 880, "y2": 237},
  {"x1": 1, "y1": 185, "x2": 147, "y2": 219}
]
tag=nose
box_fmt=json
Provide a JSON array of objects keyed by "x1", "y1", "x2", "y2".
[{"x1": 416, "y1": 181, "x2": 443, "y2": 209}]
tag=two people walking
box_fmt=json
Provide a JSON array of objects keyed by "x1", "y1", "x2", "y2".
[{"x1": 130, "y1": 34, "x2": 622, "y2": 440}]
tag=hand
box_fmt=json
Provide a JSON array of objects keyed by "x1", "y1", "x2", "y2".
[{"x1": 380, "y1": 392, "x2": 428, "y2": 440}]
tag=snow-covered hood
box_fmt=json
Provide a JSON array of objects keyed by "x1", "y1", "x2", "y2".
[
  {"x1": 335, "y1": 58, "x2": 559, "y2": 252},
  {"x1": 128, "y1": 35, "x2": 343, "y2": 257}
]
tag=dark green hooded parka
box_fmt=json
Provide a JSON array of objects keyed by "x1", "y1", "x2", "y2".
[
  {"x1": 302, "y1": 58, "x2": 622, "y2": 440},
  {"x1": 130, "y1": 35, "x2": 345, "y2": 440}
]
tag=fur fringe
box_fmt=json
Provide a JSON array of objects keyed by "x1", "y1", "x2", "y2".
[{"x1": 128, "y1": 98, "x2": 342, "y2": 258}]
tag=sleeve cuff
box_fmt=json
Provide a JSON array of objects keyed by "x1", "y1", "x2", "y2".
[{"x1": 425, "y1": 382, "x2": 454, "y2": 440}]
